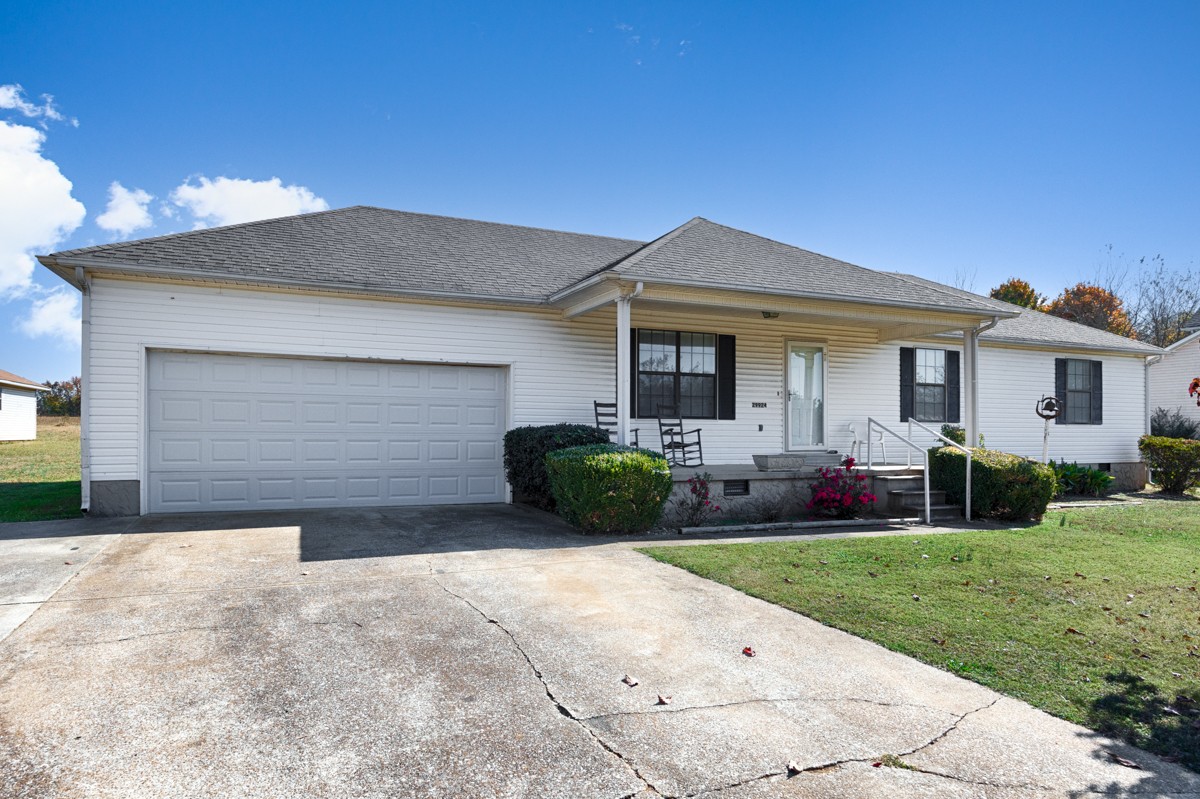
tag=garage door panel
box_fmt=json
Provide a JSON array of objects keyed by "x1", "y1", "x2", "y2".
[{"x1": 148, "y1": 352, "x2": 506, "y2": 512}]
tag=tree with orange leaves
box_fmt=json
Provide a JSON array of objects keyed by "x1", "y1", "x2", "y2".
[
  {"x1": 1046, "y1": 283, "x2": 1136, "y2": 338},
  {"x1": 989, "y1": 278, "x2": 1046, "y2": 310}
]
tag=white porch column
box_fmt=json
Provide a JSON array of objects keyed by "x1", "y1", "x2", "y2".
[
  {"x1": 964, "y1": 328, "x2": 979, "y2": 447},
  {"x1": 616, "y1": 296, "x2": 632, "y2": 446}
]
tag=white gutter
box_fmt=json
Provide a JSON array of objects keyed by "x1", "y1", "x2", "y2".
[{"x1": 75, "y1": 266, "x2": 91, "y2": 513}]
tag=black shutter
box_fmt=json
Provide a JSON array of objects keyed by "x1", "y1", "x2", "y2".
[
  {"x1": 946, "y1": 350, "x2": 960, "y2": 424},
  {"x1": 899, "y1": 347, "x2": 915, "y2": 422},
  {"x1": 1090, "y1": 360, "x2": 1103, "y2": 425},
  {"x1": 1054, "y1": 358, "x2": 1067, "y2": 425},
  {"x1": 717, "y1": 334, "x2": 736, "y2": 420},
  {"x1": 629, "y1": 328, "x2": 639, "y2": 418}
]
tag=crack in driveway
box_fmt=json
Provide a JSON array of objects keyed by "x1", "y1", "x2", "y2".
[{"x1": 432, "y1": 576, "x2": 664, "y2": 797}]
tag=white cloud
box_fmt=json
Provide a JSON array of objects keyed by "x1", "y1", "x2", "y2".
[
  {"x1": 170, "y1": 175, "x2": 328, "y2": 227},
  {"x1": 19, "y1": 288, "x2": 81, "y2": 346},
  {"x1": 0, "y1": 120, "x2": 86, "y2": 295},
  {"x1": 0, "y1": 83, "x2": 77, "y2": 128},
  {"x1": 95, "y1": 181, "x2": 154, "y2": 237}
]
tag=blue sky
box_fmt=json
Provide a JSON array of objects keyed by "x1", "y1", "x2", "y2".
[{"x1": 2, "y1": 1, "x2": 1198, "y2": 382}]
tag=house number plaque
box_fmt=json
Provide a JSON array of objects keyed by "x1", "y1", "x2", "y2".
[{"x1": 751, "y1": 402, "x2": 768, "y2": 408}]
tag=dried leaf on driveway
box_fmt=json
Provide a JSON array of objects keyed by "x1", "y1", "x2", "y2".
[
  {"x1": 1106, "y1": 752, "x2": 1142, "y2": 769},
  {"x1": 621, "y1": 675, "x2": 639, "y2": 687},
  {"x1": 742, "y1": 646, "x2": 756, "y2": 657},
  {"x1": 656, "y1": 695, "x2": 672, "y2": 705}
]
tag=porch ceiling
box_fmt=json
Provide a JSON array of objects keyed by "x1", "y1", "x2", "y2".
[{"x1": 557, "y1": 281, "x2": 1000, "y2": 341}]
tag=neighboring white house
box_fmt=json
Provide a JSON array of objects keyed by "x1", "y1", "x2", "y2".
[
  {"x1": 0, "y1": 370, "x2": 47, "y2": 442},
  {"x1": 1148, "y1": 311, "x2": 1200, "y2": 429},
  {"x1": 37, "y1": 207, "x2": 1163, "y2": 516}
]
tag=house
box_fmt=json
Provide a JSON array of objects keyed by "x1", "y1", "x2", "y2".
[
  {"x1": 1148, "y1": 310, "x2": 1200, "y2": 428},
  {"x1": 37, "y1": 208, "x2": 1162, "y2": 516},
  {"x1": 0, "y1": 369, "x2": 47, "y2": 442}
]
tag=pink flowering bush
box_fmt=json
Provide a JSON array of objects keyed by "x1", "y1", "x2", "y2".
[
  {"x1": 806, "y1": 457, "x2": 877, "y2": 519},
  {"x1": 673, "y1": 472, "x2": 722, "y2": 528}
]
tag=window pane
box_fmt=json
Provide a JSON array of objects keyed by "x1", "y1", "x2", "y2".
[
  {"x1": 1066, "y1": 359, "x2": 1091, "y2": 391},
  {"x1": 916, "y1": 348, "x2": 946, "y2": 385},
  {"x1": 638, "y1": 330, "x2": 676, "y2": 372},
  {"x1": 637, "y1": 374, "x2": 676, "y2": 417},
  {"x1": 915, "y1": 385, "x2": 946, "y2": 421},
  {"x1": 1067, "y1": 390, "x2": 1091, "y2": 423},
  {"x1": 680, "y1": 333, "x2": 716, "y2": 374},
  {"x1": 679, "y1": 375, "x2": 716, "y2": 418}
]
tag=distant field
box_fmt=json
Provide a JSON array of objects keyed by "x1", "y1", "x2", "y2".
[{"x1": 0, "y1": 416, "x2": 81, "y2": 522}]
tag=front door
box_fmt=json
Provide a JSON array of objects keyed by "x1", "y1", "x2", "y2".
[{"x1": 786, "y1": 343, "x2": 825, "y2": 449}]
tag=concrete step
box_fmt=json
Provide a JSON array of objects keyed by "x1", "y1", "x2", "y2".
[
  {"x1": 887, "y1": 489, "x2": 947, "y2": 509},
  {"x1": 874, "y1": 475, "x2": 926, "y2": 493},
  {"x1": 924, "y1": 503, "x2": 965, "y2": 521}
]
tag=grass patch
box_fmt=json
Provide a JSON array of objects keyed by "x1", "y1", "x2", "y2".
[
  {"x1": 642, "y1": 502, "x2": 1200, "y2": 771},
  {"x1": 0, "y1": 416, "x2": 81, "y2": 522}
]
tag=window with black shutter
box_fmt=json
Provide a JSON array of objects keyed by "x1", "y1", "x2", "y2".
[
  {"x1": 1055, "y1": 358, "x2": 1102, "y2": 425},
  {"x1": 900, "y1": 347, "x2": 959, "y2": 423},
  {"x1": 631, "y1": 329, "x2": 735, "y2": 419}
]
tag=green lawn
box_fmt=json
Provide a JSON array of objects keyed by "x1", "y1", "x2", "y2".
[
  {"x1": 642, "y1": 501, "x2": 1200, "y2": 771},
  {"x1": 0, "y1": 416, "x2": 81, "y2": 522}
]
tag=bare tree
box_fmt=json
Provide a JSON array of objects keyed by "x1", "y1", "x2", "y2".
[
  {"x1": 1129, "y1": 255, "x2": 1200, "y2": 347},
  {"x1": 951, "y1": 265, "x2": 978, "y2": 292}
]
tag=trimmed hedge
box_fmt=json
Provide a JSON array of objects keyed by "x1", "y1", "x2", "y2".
[
  {"x1": 929, "y1": 447, "x2": 1057, "y2": 521},
  {"x1": 503, "y1": 424, "x2": 611, "y2": 509},
  {"x1": 545, "y1": 444, "x2": 672, "y2": 534},
  {"x1": 1139, "y1": 435, "x2": 1200, "y2": 494}
]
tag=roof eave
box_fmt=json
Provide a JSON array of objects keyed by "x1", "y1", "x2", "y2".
[
  {"x1": 558, "y1": 272, "x2": 1018, "y2": 320},
  {"x1": 933, "y1": 329, "x2": 1162, "y2": 356},
  {"x1": 38, "y1": 254, "x2": 549, "y2": 307},
  {"x1": 0, "y1": 379, "x2": 47, "y2": 391}
]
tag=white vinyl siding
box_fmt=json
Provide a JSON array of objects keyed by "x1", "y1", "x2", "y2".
[
  {"x1": 979, "y1": 346, "x2": 1143, "y2": 464},
  {"x1": 1149, "y1": 335, "x2": 1200, "y2": 428},
  {"x1": 85, "y1": 277, "x2": 1150, "y2": 509},
  {"x1": 0, "y1": 386, "x2": 38, "y2": 441}
]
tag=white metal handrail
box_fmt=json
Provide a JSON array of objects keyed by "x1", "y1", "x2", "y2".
[
  {"x1": 907, "y1": 419, "x2": 973, "y2": 522},
  {"x1": 865, "y1": 417, "x2": 932, "y2": 524}
]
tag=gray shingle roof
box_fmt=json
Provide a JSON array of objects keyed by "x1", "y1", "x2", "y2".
[
  {"x1": 889, "y1": 273, "x2": 1162, "y2": 355},
  {"x1": 602, "y1": 217, "x2": 1004, "y2": 315},
  {"x1": 1183, "y1": 309, "x2": 1200, "y2": 332},
  {"x1": 45, "y1": 205, "x2": 1155, "y2": 354},
  {"x1": 50, "y1": 206, "x2": 643, "y2": 301}
]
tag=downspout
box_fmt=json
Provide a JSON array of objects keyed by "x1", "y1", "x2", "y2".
[
  {"x1": 967, "y1": 316, "x2": 1002, "y2": 447},
  {"x1": 1144, "y1": 354, "x2": 1163, "y2": 486},
  {"x1": 1144, "y1": 355, "x2": 1162, "y2": 436},
  {"x1": 75, "y1": 267, "x2": 91, "y2": 513}
]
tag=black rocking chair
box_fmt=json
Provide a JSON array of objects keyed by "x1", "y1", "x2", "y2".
[
  {"x1": 656, "y1": 405, "x2": 704, "y2": 467},
  {"x1": 594, "y1": 401, "x2": 639, "y2": 447}
]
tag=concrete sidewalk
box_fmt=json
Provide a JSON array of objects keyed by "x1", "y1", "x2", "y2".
[{"x1": 0, "y1": 506, "x2": 1195, "y2": 798}]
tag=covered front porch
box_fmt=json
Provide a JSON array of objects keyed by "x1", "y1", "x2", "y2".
[{"x1": 554, "y1": 275, "x2": 1005, "y2": 465}]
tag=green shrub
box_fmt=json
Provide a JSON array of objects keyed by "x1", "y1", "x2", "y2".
[
  {"x1": 940, "y1": 424, "x2": 984, "y2": 448},
  {"x1": 929, "y1": 447, "x2": 1057, "y2": 521},
  {"x1": 1139, "y1": 435, "x2": 1200, "y2": 494},
  {"x1": 1051, "y1": 460, "x2": 1114, "y2": 497},
  {"x1": 941, "y1": 424, "x2": 966, "y2": 446},
  {"x1": 503, "y1": 424, "x2": 611, "y2": 509},
  {"x1": 1150, "y1": 407, "x2": 1199, "y2": 440},
  {"x1": 545, "y1": 444, "x2": 672, "y2": 534}
]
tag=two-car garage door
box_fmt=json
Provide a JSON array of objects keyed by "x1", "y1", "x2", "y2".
[{"x1": 147, "y1": 351, "x2": 507, "y2": 513}]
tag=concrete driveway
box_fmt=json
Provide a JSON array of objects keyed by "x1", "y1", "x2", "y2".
[{"x1": 0, "y1": 506, "x2": 1196, "y2": 798}]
